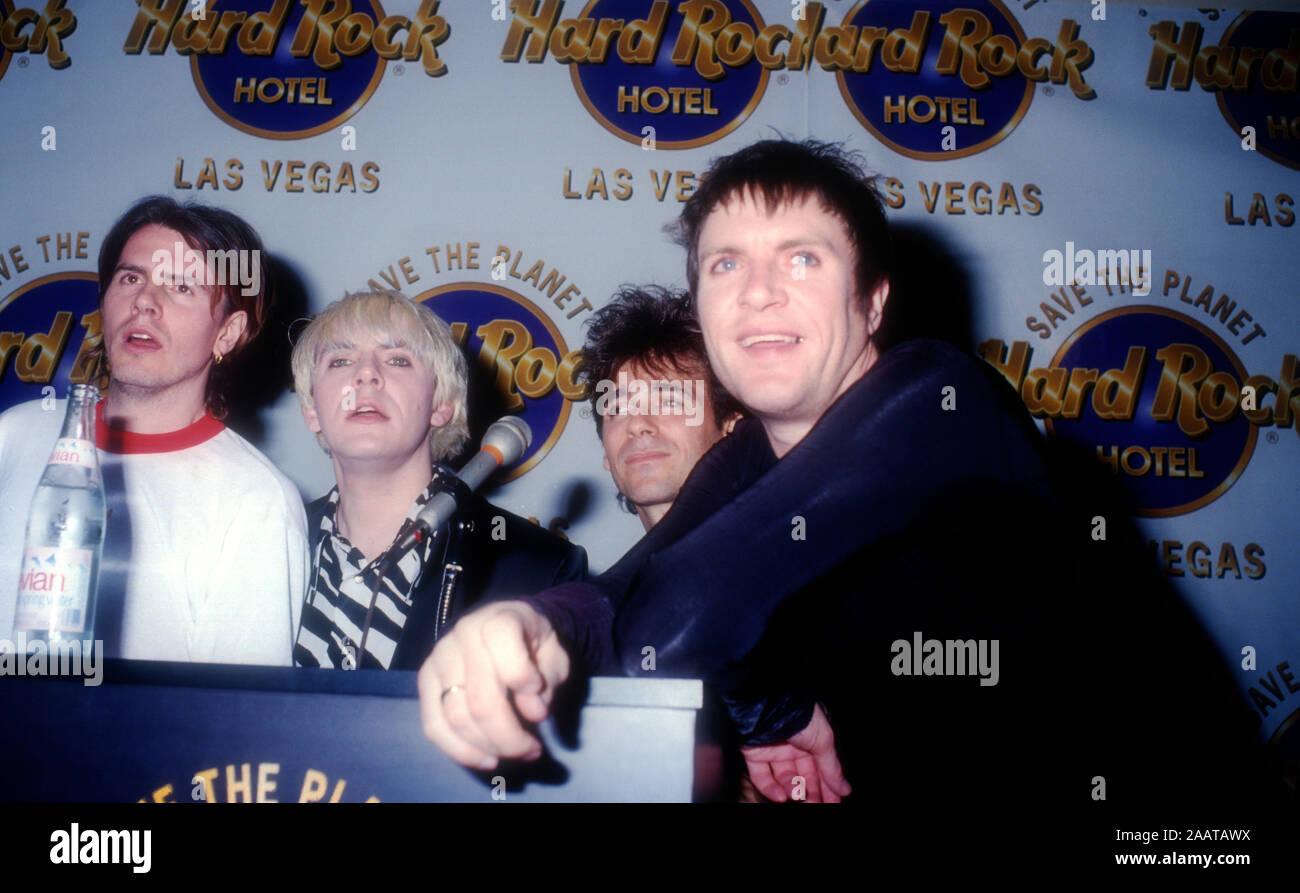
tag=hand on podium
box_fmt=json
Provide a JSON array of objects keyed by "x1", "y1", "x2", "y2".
[
  {"x1": 417, "y1": 600, "x2": 570, "y2": 770},
  {"x1": 740, "y1": 704, "x2": 851, "y2": 803}
]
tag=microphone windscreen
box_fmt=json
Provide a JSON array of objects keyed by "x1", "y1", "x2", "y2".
[{"x1": 480, "y1": 416, "x2": 532, "y2": 467}]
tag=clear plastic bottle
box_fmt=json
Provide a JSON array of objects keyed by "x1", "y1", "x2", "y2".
[{"x1": 13, "y1": 384, "x2": 107, "y2": 648}]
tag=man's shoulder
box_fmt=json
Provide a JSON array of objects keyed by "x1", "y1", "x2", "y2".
[
  {"x1": 847, "y1": 339, "x2": 1050, "y2": 485},
  {"x1": 472, "y1": 497, "x2": 580, "y2": 550},
  {"x1": 305, "y1": 490, "x2": 332, "y2": 515},
  {"x1": 0, "y1": 398, "x2": 63, "y2": 431},
  {"x1": 467, "y1": 495, "x2": 587, "y2": 576},
  {"x1": 201, "y1": 426, "x2": 309, "y2": 519},
  {"x1": 303, "y1": 490, "x2": 334, "y2": 533},
  {"x1": 876, "y1": 339, "x2": 996, "y2": 387},
  {"x1": 667, "y1": 416, "x2": 773, "y2": 528},
  {"x1": 843, "y1": 338, "x2": 1026, "y2": 422},
  {"x1": 0, "y1": 399, "x2": 63, "y2": 456}
]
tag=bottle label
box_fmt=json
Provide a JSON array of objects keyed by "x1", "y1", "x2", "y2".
[
  {"x1": 47, "y1": 438, "x2": 98, "y2": 474},
  {"x1": 14, "y1": 547, "x2": 93, "y2": 634}
]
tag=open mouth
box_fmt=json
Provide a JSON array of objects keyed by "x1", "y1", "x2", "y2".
[
  {"x1": 348, "y1": 405, "x2": 388, "y2": 420},
  {"x1": 122, "y1": 330, "x2": 162, "y2": 351}
]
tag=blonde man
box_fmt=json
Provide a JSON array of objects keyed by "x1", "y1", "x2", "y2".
[{"x1": 290, "y1": 290, "x2": 586, "y2": 670}]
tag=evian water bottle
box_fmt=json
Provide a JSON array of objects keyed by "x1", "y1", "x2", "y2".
[{"x1": 13, "y1": 384, "x2": 107, "y2": 647}]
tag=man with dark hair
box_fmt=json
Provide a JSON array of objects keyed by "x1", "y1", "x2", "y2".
[
  {"x1": 580, "y1": 285, "x2": 741, "y2": 530},
  {"x1": 416, "y1": 140, "x2": 1268, "y2": 812},
  {"x1": 674, "y1": 139, "x2": 891, "y2": 321},
  {"x1": 580, "y1": 285, "x2": 748, "y2": 800},
  {"x1": 85, "y1": 194, "x2": 273, "y2": 421},
  {"x1": 0, "y1": 196, "x2": 307, "y2": 664}
]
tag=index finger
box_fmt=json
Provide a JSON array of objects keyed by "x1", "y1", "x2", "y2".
[
  {"x1": 486, "y1": 608, "x2": 566, "y2": 724},
  {"x1": 457, "y1": 612, "x2": 543, "y2": 760}
]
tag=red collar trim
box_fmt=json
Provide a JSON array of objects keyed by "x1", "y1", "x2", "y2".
[{"x1": 94, "y1": 401, "x2": 225, "y2": 454}]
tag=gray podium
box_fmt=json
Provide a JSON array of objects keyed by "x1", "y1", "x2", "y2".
[{"x1": 0, "y1": 660, "x2": 704, "y2": 803}]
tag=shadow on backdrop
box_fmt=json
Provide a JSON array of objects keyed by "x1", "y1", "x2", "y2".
[
  {"x1": 452, "y1": 349, "x2": 598, "y2": 533},
  {"x1": 876, "y1": 221, "x2": 976, "y2": 353},
  {"x1": 225, "y1": 254, "x2": 310, "y2": 447}
]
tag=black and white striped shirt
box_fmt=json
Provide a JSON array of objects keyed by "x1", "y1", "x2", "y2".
[{"x1": 294, "y1": 482, "x2": 442, "y2": 670}]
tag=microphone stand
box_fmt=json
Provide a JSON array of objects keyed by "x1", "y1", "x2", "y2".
[{"x1": 356, "y1": 489, "x2": 452, "y2": 665}]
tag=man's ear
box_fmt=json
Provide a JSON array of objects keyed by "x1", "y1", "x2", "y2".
[
  {"x1": 300, "y1": 398, "x2": 321, "y2": 434},
  {"x1": 430, "y1": 402, "x2": 454, "y2": 428},
  {"x1": 214, "y1": 309, "x2": 248, "y2": 356},
  {"x1": 867, "y1": 280, "x2": 890, "y2": 334}
]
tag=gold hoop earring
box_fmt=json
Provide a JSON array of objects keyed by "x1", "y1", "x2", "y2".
[{"x1": 213, "y1": 351, "x2": 223, "y2": 366}]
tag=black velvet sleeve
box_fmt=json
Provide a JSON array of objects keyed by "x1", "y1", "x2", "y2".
[
  {"x1": 517, "y1": 416, "x2": 775, "y2": 675},
  {"x1": 612, "y1": 340, "x2": 1056, "y2": 742}
]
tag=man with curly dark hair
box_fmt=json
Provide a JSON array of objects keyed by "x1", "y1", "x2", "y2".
[{"x1": 578, "y1": 285, "x2": 742, "y2": 531}]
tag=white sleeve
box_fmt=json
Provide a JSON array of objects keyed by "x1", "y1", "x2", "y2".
[{"x1": 200, "y1": 480, "x2": 310, "y2": 666}]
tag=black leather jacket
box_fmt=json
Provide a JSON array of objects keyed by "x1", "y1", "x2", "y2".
[{"x1": 305, "y1": 473, "x2": 588, "y2": 670}]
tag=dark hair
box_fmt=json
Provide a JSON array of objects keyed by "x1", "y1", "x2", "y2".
[
  {"x1": 669, "y1": 139, "x2": 891, "y2": 312},
  {"x1": 579, "y1": 285, "x2": 743, "y2": 437},
  {"x1": 93, "y1": 195, "x2": 271, "y2": 419}
]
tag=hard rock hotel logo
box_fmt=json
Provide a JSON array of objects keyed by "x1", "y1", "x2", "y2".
[
  {"x1": 1146, "y1": 11, "x2": 1300, "y2": 171},
  {"x1": 980, "y1": 307, "x2": 1296, "y2": 517},
  {"x1": 497, "y1": 0, "x2": 1097, "y2": 155},
  {"x1": 500, "y1": 0, "x2": 771, "y2": 149},
  {"x1": 415, "y1": 283, "x2": 583, "y2": 482},
  {"x1": 835, "y1": 0, "x2": 1096, "y2": 160},
  {"x1": 0, "y1": 272, "x2": 101, "y2": 415},
  {"x1": 122, "y1": 0, "x2": 449, "y2": 139}
]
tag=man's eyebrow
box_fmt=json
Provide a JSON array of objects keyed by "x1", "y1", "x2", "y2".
[
  {"x1": 121, "y1": 261, "x2": 206, "y2": 285},
  {"x1": 698, "y1": 243, "x2": 739, "y2": 259},
  {"x1": 775, "y1": 235, "x2": 835, "y2": 253},
  {"x1": 699, "y1": 235, "x2": 837, "y2": 258}
]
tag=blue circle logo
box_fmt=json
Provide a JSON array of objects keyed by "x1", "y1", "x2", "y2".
[
  {"x1": 416, "y1": 283, "x2": 581, "y2": 482},
  {"x1": 837, "y1": 0, "x2": 1065, "y2": 160},
  {"x1": 191, "y1": 0, "x2": 403, "y2": 140},
  {"x1": 0, "y1": 272, "x2": 101, "y2": 415},
  {"x1": 1216, "y1": 11, "x2": 1300, "y2": 172},
  {"x1": 1047, "y1": 307, "x2": 1257, "y2": 517},
  {"x1": 567, "y1": 0, "x2": 768, "y2": 149}
]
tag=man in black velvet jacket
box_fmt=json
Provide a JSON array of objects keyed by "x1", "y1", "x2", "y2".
[
  {"x1": 289, "y1": 289, "x2": 586, "y2": 671},
  {"x1": 416, "y1": 142, "x2": 1270, "y2": 811}
]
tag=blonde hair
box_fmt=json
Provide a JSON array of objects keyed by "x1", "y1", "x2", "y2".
[{"x1": 291, "y1": 289, "x2": 470, "y2": 462}]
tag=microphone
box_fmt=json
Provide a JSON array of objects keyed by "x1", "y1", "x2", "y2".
[{"x1": 391, "y1": 416, "x2": 532, "y2": 553}]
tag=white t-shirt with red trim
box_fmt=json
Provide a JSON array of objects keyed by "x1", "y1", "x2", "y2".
[{"x1": 0, "y1": 399, "x2": 307, "y2": 665}]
